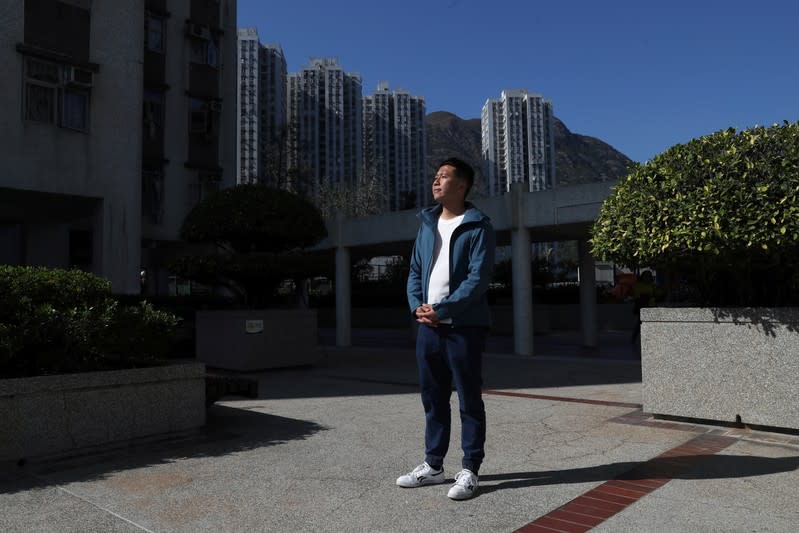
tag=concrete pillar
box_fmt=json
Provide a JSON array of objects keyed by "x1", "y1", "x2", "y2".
[
  {"x1": 579, "y1": 239, "x2": 598, "y2": 348},
  {"x1": 511, "y1": 226, "x2": 533, "y2": 355},
  {"x1": 335, "y1": 245, "x2": 352, "y2": 347}
]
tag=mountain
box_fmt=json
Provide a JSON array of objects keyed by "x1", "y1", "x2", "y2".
[{"x1": 426, "y1": 111, "x2": 633, "y2": 195}]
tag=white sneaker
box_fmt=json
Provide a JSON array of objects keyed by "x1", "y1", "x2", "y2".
[
  {"x1": 396, "y1": 462, "x2": 445, "y2": 488},
  {"x1": 447, "y1": 469, "x2": 478, "y2": 500}
]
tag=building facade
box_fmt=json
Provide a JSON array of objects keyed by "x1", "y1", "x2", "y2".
[
  {"x1": 0, "y1": 0, "x2": 237, "y2": 295},
  {"x1": 362, "y1": 82, "x2": 428, "y2": 211},
  {"x1": 140, "y1": 0, "x2": 238, "y2": 296},
  {"x1": 482, "y1": 89, "x2": 556, "y2": 195},
  {"x1": 236, "y1": 28, "x2": 287, "y2": 186},
  {"x1": 287, "y1": 57, "x2": 362, "y2": 193}
]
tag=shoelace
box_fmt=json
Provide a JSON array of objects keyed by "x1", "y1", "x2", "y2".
[
  {"x1": 409, "y1": 463, "x2": 428, "y2": 479},
  {"x1": 454, "y1": 471, "x2": 474, "y2": 486}
]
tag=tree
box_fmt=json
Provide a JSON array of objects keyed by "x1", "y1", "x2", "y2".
[
  {"x1": 312, "y1": 162, "x2": 387, "y2": 218},
  {"x1": 171, "y1": 185, "x2": 329, "y2": 307},
  {"x1": 591, "y1": 121, "x2": 799, "y2": 306}
]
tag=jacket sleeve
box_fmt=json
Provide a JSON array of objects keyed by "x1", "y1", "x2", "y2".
[
  {"x1": 406, "y1": 226, "x2": 424, "y2": 315},
  {"x1": 432, "y1": 222, "x2": 495, "y2": 321}
]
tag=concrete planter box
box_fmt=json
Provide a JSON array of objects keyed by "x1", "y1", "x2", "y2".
[
  {"x1": 196, "y1": 309, "x2": 320, "y2": 371},
  {"x1": 641, "y1": 307, "x2": 799, "y2": 430},
  {"x1": 0, "y1": 362, "x2": 206, "y2": 462}
]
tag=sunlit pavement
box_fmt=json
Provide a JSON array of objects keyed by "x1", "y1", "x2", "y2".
[{"x1": 2, "y1": 331, "x2": 797, "y2": 532}]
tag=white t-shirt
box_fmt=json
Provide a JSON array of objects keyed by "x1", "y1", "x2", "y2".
[{"x1": 427, "y1": 214, "x2": 465, "y2": 324}]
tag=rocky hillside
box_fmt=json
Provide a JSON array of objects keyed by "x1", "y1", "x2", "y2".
[{"x1": 426, "y1": 111, "x2": 633, "y2": 195}]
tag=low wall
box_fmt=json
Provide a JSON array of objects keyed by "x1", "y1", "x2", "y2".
[
  {"x1": 641, "y1": 307, "x2": 799, "y2": 430},
  {"x1": 0, "y1": 362, "x2": 206, "y2": 461},
  {"x1": 196, "y1": 309, "x2": 320, "y2": 370}
]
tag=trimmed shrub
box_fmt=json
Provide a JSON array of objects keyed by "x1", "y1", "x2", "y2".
[
  {"x1": 0, "y1": 266, "x2": 179, "y2": 378},
  {"x1": 591, "y1": 122, "x2": 799, "y2": 306},
  {"x1": 171, "y1": 185, "x2": 329, "y2": 307},
  {"x1": 180, "y1": 184, "x2": 327, "y2": 254}
]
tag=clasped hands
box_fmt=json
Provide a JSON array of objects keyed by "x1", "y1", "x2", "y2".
[{"x1": 415, "y1": 303, "x2": 440, "y2": 327}]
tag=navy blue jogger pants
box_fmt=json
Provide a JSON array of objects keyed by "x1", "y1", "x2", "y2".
[{"x1": 416, "y1": 324, "x2": 487, "y2": 474}]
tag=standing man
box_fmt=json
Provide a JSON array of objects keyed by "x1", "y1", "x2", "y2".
[{"x1": 397, "y1": 157, "x2": 496, "y2": 500}]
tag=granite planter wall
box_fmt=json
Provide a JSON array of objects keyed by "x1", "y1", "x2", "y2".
[
  {"x1": 641, "y1": 307, "x2": 799, "y2": 430},
  {"x1": 196, "y1": 309, "x2": 320, "y2": 371},
  {"x1": 0, "y1": 362, "x2": 206, "y2": 462}
]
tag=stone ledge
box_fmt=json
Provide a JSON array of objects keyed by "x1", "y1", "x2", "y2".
[
  {"x1": 641, "y1": 306, "x2": 799, "y2": 324},
  {"x1": 0, "y1": 362, "x2": 206, "y2": 461},
  {"x1": 641, "y1": 307, "x2": 799, "y2": 430},
  {"x1": 0, "y1": 361, "x2": 206, "y2": 397}
]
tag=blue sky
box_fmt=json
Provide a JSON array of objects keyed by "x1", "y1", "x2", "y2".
[{"x1": 237, "y1": 0, "x2": 798, "y2": 163}]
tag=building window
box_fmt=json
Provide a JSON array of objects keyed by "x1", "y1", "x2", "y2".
[
  {"x1": 190, "y1": 38, "x2": 218, "y2": 67},
  {"x1": 207, "y1": 40, "x2": 218, "y2": 67},
  {"x1": 189, "y1": 98, "x2": 210, "y2": 133},
  {"x1": 24, "y1": 59, "x2": 59, "y2": 123},
  {"x1": 145, "y1": 13, "x2": 166, "y2": 52},
  {"x1": 190, "y1": 39, "x2": 208, "y2": 64},
  {"x1": 62, "y1": 90, "x2": 89, "y2": 130},
  {"x1": 25, "y1": 83, "x2": 56, "y2": 123},
  {"x1": 23, "y1": 58, "x2": 91, "y2": 132},
  {"x1": 143, "y1": 90, "x2": 164, "y2": 139},
  {"x1": 142, "y1": 169, "x2": 165, "y2": 224}
]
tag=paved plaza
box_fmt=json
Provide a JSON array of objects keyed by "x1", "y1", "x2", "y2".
[{"x1": 2, "y1": 332, "x2": 798, "y2": 532}]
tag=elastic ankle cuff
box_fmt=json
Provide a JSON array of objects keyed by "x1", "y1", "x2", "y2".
[{"x1": 462, "y1": 464, "x2": 480, "y2": 475}]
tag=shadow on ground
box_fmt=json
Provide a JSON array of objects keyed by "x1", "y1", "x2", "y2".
[
  {"x1": 318, "y1": 328, "x2": 640, "y2": 360},
  {"x1": 477, "y1": 455, "x2": 799, "y2": 496},
  {"x1": 0, "y1": 405, "x2": 326, "y2": 495},
  {"x1": 246, "y1": 346, "x2": 641, "y2": 401}
]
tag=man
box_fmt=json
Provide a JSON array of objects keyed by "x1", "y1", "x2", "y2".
[{"x1": 397, "y1": 157, "x2": 496, "y2": 500}]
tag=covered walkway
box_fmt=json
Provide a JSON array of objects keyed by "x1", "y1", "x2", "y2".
[{"x1": 318, "y1": 181, "x2": 615, "y2": 355}]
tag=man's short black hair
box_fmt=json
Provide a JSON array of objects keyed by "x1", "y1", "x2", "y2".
[{"x1": 438, "y1": 157, "x2": 475, "y2": 197}]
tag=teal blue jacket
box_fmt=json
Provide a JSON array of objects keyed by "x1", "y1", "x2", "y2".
[{"x1": 407, "y1": 202, "x2": 496, "y2": 327}]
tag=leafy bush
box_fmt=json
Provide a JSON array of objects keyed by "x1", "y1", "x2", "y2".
[
  {"x1": 171, "y1": 185, "x2": 329, "y2": 307},
  {"x1": 180, "y1": 184, "x2": 327, "y2": 253},
  {"x1": 591, "y1": 122, "x2": 799, "y2": 306},
  {"x1": 0, "y1": 266, "x2": 179, "y2": 378}
]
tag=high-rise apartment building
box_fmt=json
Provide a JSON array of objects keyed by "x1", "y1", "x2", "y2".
[
  {"x1": 287, "y1": 57, "x2": 362, "y2": 192},
  {"x1": 0, "y1": 0, "x2": 238, "y2": 295},
  {"x1": 362, "y1": 82, "x2": 428, "y2": 211},
  {"x1": 237, "y1": 28, "x2": 287, "y2": 186},
  {"x1": 482, "y1": 89, "x2": 555, "y2": 195}
]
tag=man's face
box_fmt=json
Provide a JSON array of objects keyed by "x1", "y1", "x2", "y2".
[{"x1": 432, "y1": 165, "x2": 466, "y2": 203}]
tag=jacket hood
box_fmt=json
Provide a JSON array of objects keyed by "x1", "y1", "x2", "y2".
[{"x1": 418, "y1": 202, "x2": 489, "y2": 227}]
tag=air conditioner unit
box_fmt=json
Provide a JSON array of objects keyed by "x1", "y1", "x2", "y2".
[
  {"x1": 187, "y1": 23, "x2": 211, "y2": 40},
  {"x1": 64, "y1": 66, "x2": 93, "y2": 87}
]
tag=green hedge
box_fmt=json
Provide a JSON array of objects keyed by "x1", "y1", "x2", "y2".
[
  {"x1": 591, "y1": 122, "x2": 799, "y2": 306},
  {"x1": 0, "y1": 266, "x2": 179, "y2": 378}
]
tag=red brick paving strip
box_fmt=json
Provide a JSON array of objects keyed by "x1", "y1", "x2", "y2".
[
  {"x1": 482, "y1": 389, "x2": 642, "y2": 409},
  {"x1": 513, "y1": 433, "x2": 737, "y2": 532}
]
